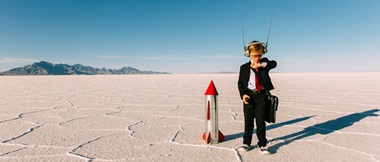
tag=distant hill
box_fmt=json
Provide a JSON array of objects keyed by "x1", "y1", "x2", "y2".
[{"x1": 0, "y1": 61, "x2": 170, "y2": 75}]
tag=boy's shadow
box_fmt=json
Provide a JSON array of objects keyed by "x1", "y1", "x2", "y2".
[{"x1": 268, "y1": 109, "x2": 379, "y2": 154}]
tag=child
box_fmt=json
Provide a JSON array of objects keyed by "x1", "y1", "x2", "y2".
[{"x1": 237, "y1": 41, "x2": 277, "y2": 154}]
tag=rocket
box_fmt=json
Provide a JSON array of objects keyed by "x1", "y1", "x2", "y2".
[{"x1": 202, "y1": 80, "x2": 225, "y2": 144}]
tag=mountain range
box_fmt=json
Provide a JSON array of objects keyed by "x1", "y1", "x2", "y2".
[{"x1": 0, "y1": 61, "x2": 169, "y2": 75}]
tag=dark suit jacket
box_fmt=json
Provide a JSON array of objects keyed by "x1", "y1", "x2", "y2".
[{"x1": 238, "y1": 57, "x2": 277, "y2": 99}]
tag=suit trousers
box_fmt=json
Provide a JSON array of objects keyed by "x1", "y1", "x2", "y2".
[{"x1": 243, "y1": 90, "x2": 267, "y2": 147}]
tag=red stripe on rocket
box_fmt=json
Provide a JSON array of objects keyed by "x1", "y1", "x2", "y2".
[{"x1": 202, "y1": 80, "x2": 225, "y2": 144}]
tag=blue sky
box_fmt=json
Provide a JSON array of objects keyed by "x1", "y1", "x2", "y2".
[{"x1": 0, "y1": 0, "x2": 379, "y2": 73}]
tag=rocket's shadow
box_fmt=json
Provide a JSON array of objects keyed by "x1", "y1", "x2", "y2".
[{"x1": 224, "y1": 115, "x2": 315, "y2": 142}]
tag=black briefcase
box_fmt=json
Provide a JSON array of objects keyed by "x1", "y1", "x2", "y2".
[{"x1": 265, "y1": 95, "x2": 279, "y2": 123}]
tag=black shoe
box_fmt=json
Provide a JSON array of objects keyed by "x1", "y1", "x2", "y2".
[
  {"x1": 259, "y1": 146, "x2": 270, "y2": 155},
  {"x1": 238, "y1": 144, "x2": 250, "y2": 152}
]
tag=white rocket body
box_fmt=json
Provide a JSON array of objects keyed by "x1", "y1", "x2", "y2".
[{"x1": 203, "y1": 80, "x2": 225, "y2": 144}]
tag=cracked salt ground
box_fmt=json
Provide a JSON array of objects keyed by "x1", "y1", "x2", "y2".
[{"x1": 0, "y1": 73, "x2": 379, "y2": 161}]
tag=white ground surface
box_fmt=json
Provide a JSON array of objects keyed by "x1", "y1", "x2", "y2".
[{"x1": 0, "y1": 73, "x2": 379, "y2": 162}]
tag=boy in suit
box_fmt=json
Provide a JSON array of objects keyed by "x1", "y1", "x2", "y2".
[{"x1": 237, "y1": 40, "x2": 277, "y2": 154}]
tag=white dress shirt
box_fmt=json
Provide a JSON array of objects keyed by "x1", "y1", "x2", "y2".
[{"x1": 247, "y1": 60, "x2": 267, "y2": 90}]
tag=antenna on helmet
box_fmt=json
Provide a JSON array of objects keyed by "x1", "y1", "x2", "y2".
[
  {"x1": 241, "y1": 13, "x2": 274, "y2": 56},
  {"x1": 265, "y1": 13, "x2": 274, "y2": 53},
  {"x1": 241, "y1": 16, "x2": 248, "y2": 56}
]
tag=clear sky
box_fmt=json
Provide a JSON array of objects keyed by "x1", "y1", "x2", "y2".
[{"x1": 1, "y1": 0, "x2": 379, "y2": 73}]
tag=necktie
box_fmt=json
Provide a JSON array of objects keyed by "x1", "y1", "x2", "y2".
[{"x1": 255, "y1": 68, "x2": 262, "y2": 92}]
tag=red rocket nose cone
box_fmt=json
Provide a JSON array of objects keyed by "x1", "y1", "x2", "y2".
[{"x1": 205, "y1": 80, "x2": 218, "y2": 95}]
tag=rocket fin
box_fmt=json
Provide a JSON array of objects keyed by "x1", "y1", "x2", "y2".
[
  {"x1": 206, "y1": 132, "x2": 211, "y2": 144},
  {"x1": 202, "y1": 132, "x2": 211, "y2": 144},
  {"x1": 218, "y1": 131, "x2": 225, "y2": 142},
  {"x1": 207, "y1": 132, "x2": 211, "y2": 144}
]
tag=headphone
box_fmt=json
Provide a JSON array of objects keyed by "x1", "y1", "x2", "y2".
[{"x1": 244, "y1": 41, "x2": 268, "y2": 57}]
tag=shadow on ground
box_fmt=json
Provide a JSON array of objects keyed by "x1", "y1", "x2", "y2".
[
  {"x1": 268, "y1": 109, "x2": 379, "y2": 154},
  {"x1": 225, "y1": 109, "x2": 379, "y2": 155}
]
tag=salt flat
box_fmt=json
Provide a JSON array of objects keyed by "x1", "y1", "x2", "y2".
[{"x1": 0, "y1": 73, "x2": 379, "y2": 162}]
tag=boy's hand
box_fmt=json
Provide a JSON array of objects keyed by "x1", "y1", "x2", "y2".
[
  {"x1": 250, "y1": 62, "x2": 262, "y2": 69},
  {"x1": 243, "y1": 94, "x2": 250, "y2": 104}
]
